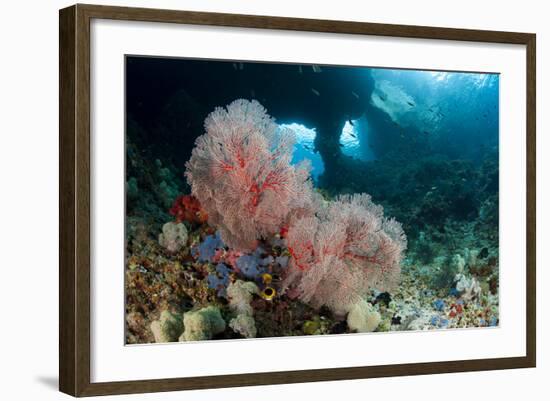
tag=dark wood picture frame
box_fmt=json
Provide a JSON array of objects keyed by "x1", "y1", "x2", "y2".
[{"x1": 59, "y1": 3, "x2": 536, "y2": 397}]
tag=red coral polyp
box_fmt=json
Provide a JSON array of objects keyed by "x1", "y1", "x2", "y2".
[{"x1": 169, "y1": 194, "x2": 208, "y2": 224}]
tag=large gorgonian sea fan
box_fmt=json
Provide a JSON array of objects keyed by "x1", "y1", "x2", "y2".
[
  {"x1": 185, "y1": 99, "x2": 313, "y2": 251},
  {"x1": 282, "y1": 194, "x2": 407, "y2": 315}
]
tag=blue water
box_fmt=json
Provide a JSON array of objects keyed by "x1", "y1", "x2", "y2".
[
  {"x1": 369, "y1": 69, "x2": 499, "y2": 159},
  {"x1": 286, "y1": 68, "x2": 498, "y2": 167},
  {"x1": 281, "y1": 123, "x2": 325, "y2": 181},
  {"x1": 281, "y1": 117, "x2": 375, "y2": 182}
]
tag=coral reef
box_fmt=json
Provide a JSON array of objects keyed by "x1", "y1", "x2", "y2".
[
  {"x1": 187, "y1": 101, "x2": 405, "y2": 317},
  {"x1": 124, "y1": 203, "x2": 499, "y2": 343},
  {"x1": 124, "y1": 94, "x2": 499, "y2": 343},
  {"x1": 125, "y1": 121, "x2": 182, "y2": 231}
]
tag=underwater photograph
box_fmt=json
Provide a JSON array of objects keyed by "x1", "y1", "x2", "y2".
[{"x1": 124, "y1": 56, "x2": 499, "y2": 344}]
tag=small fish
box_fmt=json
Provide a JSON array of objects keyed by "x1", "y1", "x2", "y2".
[
  {"x1": 407, "y1": 101, "x2": 416, "y2": 107},
  {"x1": 378, "y1": 93, "x2": 387, "y2": 102},
  {"x1": 348, "y1": 119, "x2": 355, "y2": 127},
  {"x1": 423, "y1": 130, "x2": 430, "y2": 135},
  {"x1": 298, "y1": 65, "x2": 303, "y2": 74},
  {"x1": 431, "y1": 186, "x2": 437, "y2": 190},
  {"x1": 312, "y1": 65, "x2": 322, "y2": 73},
  {"x1": 351, "y1": 91, "x2": 359, "y2": 99},
  {"x1": 348, "y1": 132, "x2": 357, "y2": 138},
  {"x1": 238, "y1": 62, "x2": 244, "y2": 70},
  {"x1": 311, "y1": 88, "x2": 320, "y2": 96},
  {"x1": 303, "y1": 144, "x2": 313, "y2": 151},
  {"x1": 232, "y1": 63, "x2": 238, "y2": 70},
  {"x1": 339, "y1": 143, "x2": 345, "y2": 147},
  {"x1": 250, "y1": 89, "x2": 256, "y2": 98}
]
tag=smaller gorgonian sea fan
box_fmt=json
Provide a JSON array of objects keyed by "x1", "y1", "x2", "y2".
[
  {"x1": 283, "y1": 194, "x2": 407, "y2": 315},
  {"x1": 185, "y1": 99, "x2": 312, "y2": 251}
]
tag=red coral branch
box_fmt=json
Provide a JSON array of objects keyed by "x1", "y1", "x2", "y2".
[{"x1": 169, "y1": 195, "x2": 208, "y2": 224}]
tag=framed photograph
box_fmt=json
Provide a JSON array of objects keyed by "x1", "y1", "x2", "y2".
[{"x1": 59, "y1": 4, "x2": 536, "y2": 397}]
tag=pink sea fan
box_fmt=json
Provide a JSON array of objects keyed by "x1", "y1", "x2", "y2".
[
  {"x1": 185, "y1": 99, "x2": 313, "y2": 251},
  {"x1": 283, "y1": 193, "x2": 407, "y2": 315}
]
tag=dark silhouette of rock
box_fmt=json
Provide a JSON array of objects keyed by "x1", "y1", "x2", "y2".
[{"x1": 126, "y1": 57, "x2": 382, "y2": 183}]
